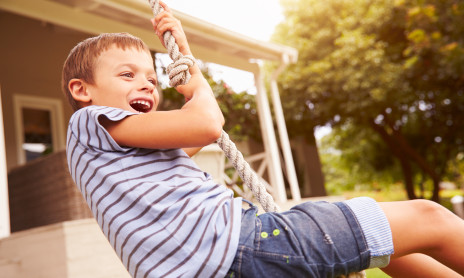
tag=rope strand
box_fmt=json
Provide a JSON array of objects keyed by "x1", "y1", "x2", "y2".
[{"x1": 217, "y1": 131, "x2": 280, "y2": 212}]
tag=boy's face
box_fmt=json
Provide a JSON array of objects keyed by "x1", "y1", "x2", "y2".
[{"x1": 86, "y1": 45, "x2": 159, "y2": 113}]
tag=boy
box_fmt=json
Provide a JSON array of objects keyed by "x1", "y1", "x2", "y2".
[{"x1": 63, "y1": 2, "x2": 464, "y2": 277}]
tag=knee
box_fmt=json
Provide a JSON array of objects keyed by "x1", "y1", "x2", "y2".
[{"x1": 409, "y1": 199, "x2": 453, "y2": 226}]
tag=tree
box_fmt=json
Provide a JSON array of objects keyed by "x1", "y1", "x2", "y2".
[{"x1": 273, "y1": 0, "x2": 464, "y2": 201}]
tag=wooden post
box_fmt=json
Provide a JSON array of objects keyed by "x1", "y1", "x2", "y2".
[
  {"x1": 253, "y1": 65, "x2": 287, "y2": 203},
  {"x1": 269, "y1": 55, "x2": 301, "y2": 201},
  {"x1": 0, "y1": 87, "x2": 11, "y2": 238}
]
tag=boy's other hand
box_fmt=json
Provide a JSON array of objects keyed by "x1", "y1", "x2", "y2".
[{"x1": 151, "y1": 1, "x2": 191, "y2": 56}]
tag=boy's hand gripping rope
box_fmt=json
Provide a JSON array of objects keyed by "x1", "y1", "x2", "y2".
[
  {"x1": 148, "y1": 0, "x2": 195, "y2": 87},
  {"x1": 147, "y1": 0, "x2": 279, "y2": 213}
]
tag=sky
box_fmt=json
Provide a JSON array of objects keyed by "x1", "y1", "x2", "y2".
[
  {"x1": 163, "y1": 0, "x2": 284, "y2": 41},
  {"x1": 161, "y1": 0, "x2": 284, "y2": 94}
]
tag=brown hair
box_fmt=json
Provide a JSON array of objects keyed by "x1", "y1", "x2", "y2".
[{"x1": 61, "y1": 32, "x2": 151, "y2": 111}]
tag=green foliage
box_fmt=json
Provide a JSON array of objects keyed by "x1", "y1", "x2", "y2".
[
  {"x1": 320, "y1": 123, "x2": 402, "y2": 194},
  {"x1": 158, "y1": 86, "x2": 184, "y2": 111},
  {"x1": 273, "y1": 0, "x2": 464, "y2": 199},
  {"x1": 216, "y1": 89, "x2": 261, "y2": 142},
  {"x1": 157, "y1": 63, "x2": 261, "y2": 141}
]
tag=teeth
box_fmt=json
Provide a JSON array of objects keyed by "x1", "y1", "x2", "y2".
[
  {"x1": 130, "y1": 100, "x2": 150, "y2": 107},
  {"x1": 130, "y1": 99, "x2": 152, "y2": 113}
]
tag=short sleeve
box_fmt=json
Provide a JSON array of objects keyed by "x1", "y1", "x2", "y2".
[{"x1": 67, "y1": 106, "x2": 136, "y2": 152}]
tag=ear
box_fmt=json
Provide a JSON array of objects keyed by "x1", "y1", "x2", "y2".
[{"x1": 68, "y1": 78, "x2": 92, "y2": 104}]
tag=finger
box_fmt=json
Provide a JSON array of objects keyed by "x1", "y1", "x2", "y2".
[
  {"x1": 150, "y1": 18, "x2": 162, "y2": 38},
  {"x1": 159, "y1": 1, "x2": 171, "y2": 13},
  {"x1": 156, "y1": 16, "x2": 180, "y2": 33},
  {"x1": 150, "y1": 19, "x2": 167, "y2": 47},
  {"x1": 154, "y1": 9, "x2": 172, "y2": 27},
  {"x1": 150, "y1": 18, "x2": 156, "y2": 29},
  {"x1": 157, "y1": 22, "x2": 179, "y2": 37}
]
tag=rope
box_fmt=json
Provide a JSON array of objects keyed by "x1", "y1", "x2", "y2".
[
  {"x1": 148, "y1": 0, "x2": 195, "y2": 87},
  {"x1": 146, "y1": 2, "x2": 365, "y2": 277},
  {"x1": 217, "y1": 131, "x2": 281, "y2": 212},
  {"x1": 147, "y1": 0, "x2": 279, "y2": 213}
]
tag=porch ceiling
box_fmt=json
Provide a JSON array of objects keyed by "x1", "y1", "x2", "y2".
[{"x1": 0, "y1": 0, "x2": 297, "y2": 72}]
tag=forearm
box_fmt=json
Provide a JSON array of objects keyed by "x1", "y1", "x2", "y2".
[
  {"x1": 180, "y1": 76, "x2": 225, "y2": 135},
  {"x1": 176, "y1": 62, "x2": 225, "y2": 126}
]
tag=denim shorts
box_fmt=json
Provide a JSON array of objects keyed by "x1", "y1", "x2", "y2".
[{"x1": 227, "y1": 198, "x2": 392, "y2": 278}]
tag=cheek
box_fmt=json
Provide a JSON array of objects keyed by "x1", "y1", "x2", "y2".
[{"x1": 153, "y1": 91, "x2": 160, "y2": 109}]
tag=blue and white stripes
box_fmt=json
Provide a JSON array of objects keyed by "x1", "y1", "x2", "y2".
[{"x1": 345, "y1": 197, "x2": 394, "y2": 268}]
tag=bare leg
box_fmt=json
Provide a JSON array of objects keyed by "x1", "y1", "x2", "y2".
[
  {"x1": 378, "y1": 200, "x2": 464, "y2": 275},
  {"x1": 382, "y1": 253, "x2": 462, "y2": 278}
]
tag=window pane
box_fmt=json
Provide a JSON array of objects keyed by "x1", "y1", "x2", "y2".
[{"x1": 21, "y1": 108, "x2": 53, "y2": 162}]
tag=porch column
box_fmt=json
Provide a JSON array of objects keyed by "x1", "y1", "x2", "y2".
[
  {"x1": 270, "y1": 55, "x2": 301, "y2": 201},
  {"x1": 253, "y1": 65, "x2": 287, "y2": 203},
  {"x1": 0, "y1": 89, "x2": 11, "y2": 238}
]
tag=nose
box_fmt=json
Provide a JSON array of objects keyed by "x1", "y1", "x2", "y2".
[{"x1": 140, "y1": 78, "x2": 155, "y2": 94}]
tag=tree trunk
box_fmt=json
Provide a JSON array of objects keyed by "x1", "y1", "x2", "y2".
[
  {"x1": 384, "y1": 118, "x2": 441, "y2": 202},
  {"x1": 370, "y1": 119, "x2": 441, "y2": 202},
  {"x1": 398, "y1": 156, "x2": 417, "y2": 199},
  {"x1": 431, "y1": 178, "x2": 440, "y2": 202},
  {"x1": 370, "y1": 122, "x2": 417, "y2": 199},
  {"x1": 291, "y1": 135, "x2": 327, "y2": 197}
]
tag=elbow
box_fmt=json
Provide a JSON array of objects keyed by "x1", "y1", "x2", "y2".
[
  {"x1": 205, "y1": 119, "x2": 223, "y2": 143},
  {"x1": 186, "y1": 105, "x2": 224, "y2": 145},
  {"x1": 200, "y1": 108, "x2": 224, "y2": 143},
  {"x1": 200, "y1": 113, "x2": 223, "y2": 144}
]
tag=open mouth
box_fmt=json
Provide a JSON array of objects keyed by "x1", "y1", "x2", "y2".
[{"x1": 130, "y1": 99, "x2": 153, "y2": 113}]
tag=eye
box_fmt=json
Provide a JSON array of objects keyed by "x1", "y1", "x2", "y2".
[
  {"x1": 148, "y1": 78, "x2": 157, "y2": 86},
  {"x1": 120, "y1": 72, "x2": 134, "y2": 78}
]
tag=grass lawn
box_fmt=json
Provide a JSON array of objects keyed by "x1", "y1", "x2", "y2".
[
  {"x1": 340, "y1": 184, "x2": 408, "y2": 202},
  {"x1": 365, "y1": 268, "x2": 390, "y2": 277},
  {"x1": 341, "y1": 184, "x2": 463, "y2": 211}
]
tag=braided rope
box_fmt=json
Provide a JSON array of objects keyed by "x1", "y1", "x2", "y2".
[
  {"x1": 217, "y1": 131, "x2": 280, "y2": 212},
  {"x1": 148, "y1": 0, "x2": 195, "y2": 87},
  {"x1": 146, "y1": 2, "x2": 365, "y2": 277}
]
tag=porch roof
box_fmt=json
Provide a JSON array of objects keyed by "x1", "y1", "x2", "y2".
[{"x1": 1, "y1": 0, "x2": 297, "y2": 72}]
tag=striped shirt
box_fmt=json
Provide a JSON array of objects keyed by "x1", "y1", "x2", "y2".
[{"x1": 66, "y1": 106, "x2": 242, "y2": 278}]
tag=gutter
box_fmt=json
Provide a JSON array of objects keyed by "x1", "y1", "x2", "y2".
[{"x1": 98, "y1": 0, "x2": 298, "y2": 62}]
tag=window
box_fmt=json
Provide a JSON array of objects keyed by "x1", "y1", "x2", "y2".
[{"x1": 13, "y1": 95, "x2": 65, "y2": 165}]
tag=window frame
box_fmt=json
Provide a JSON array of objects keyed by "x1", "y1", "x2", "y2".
[{"x1": 13, "y1": 94, "x2": 65, "y2": 165}]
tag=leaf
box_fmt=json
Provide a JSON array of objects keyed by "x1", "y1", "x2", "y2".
[
  {"x1": 440, "y1": 42, "x2": 458, "y2": 52},
  {"x1": 407, "y1": 29, "x2": 426, "y2": 44},
  {"x1": 403, "y1": 55, "x2": 419, "y2": 69}
]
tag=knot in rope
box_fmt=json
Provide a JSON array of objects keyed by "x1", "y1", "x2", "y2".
[
  {"x1": 148, "y1": 0, "x2": 195, "y2": 87},
  {"x1": 166, "y1": 53, "x2": 195, "y2": 87}
]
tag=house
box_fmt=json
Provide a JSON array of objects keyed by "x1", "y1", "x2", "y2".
[{"x1": 0, "y1": 0, "x2": 305, "y2": 276}]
